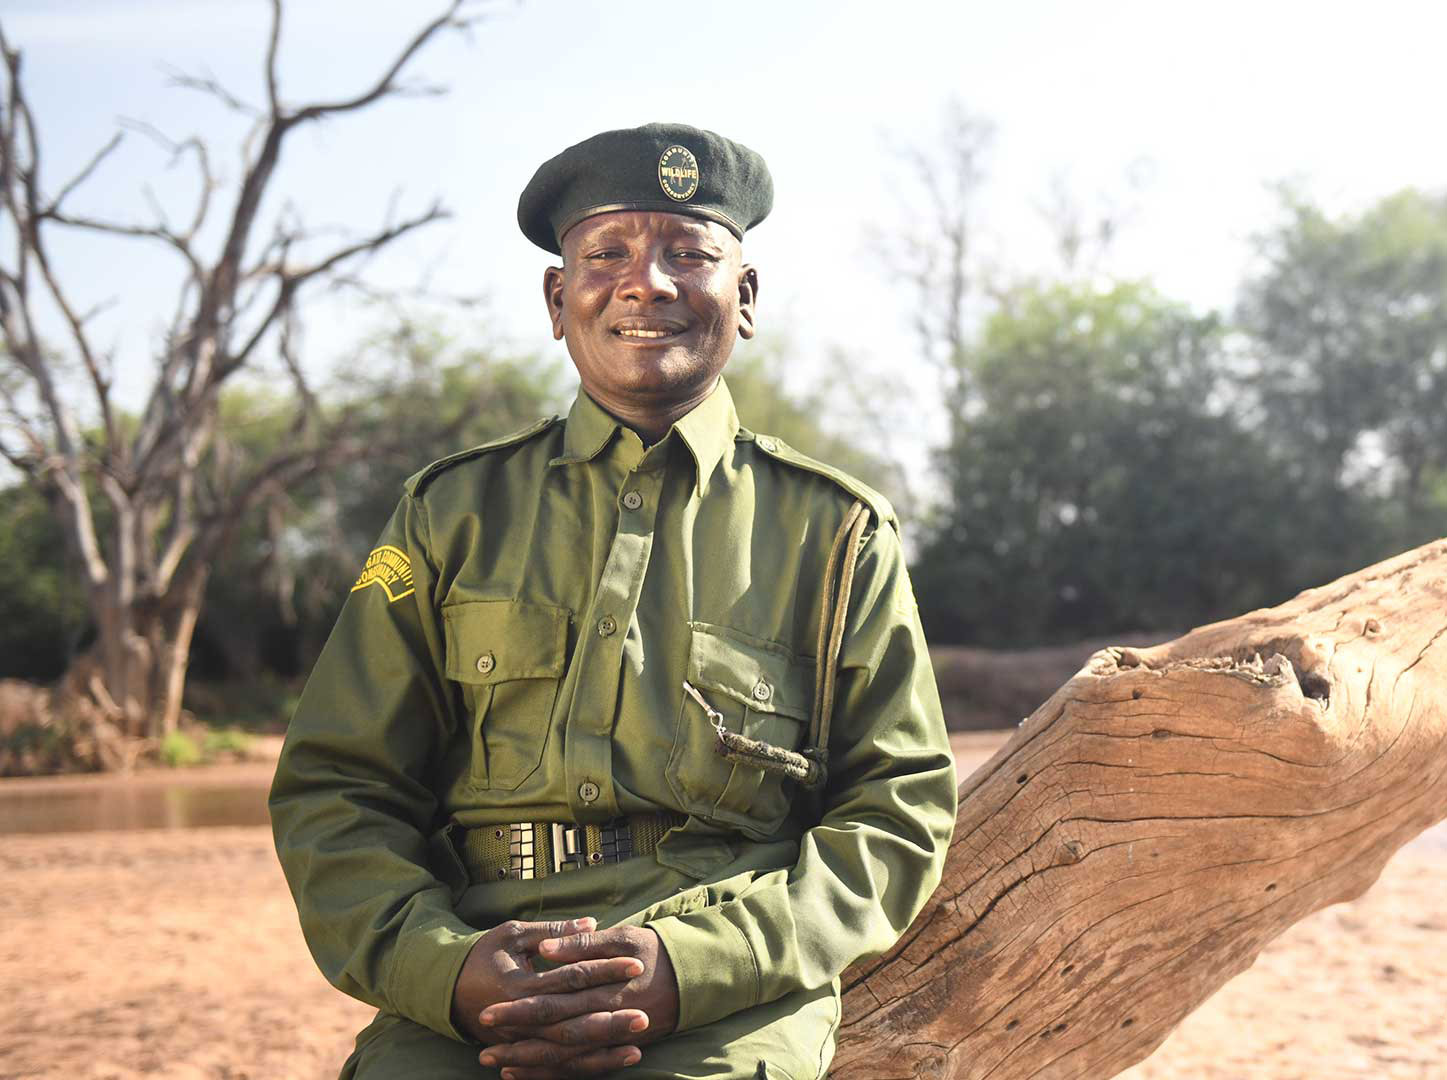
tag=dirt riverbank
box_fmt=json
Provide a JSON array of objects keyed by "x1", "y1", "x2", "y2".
[{"x1": 0, "y1": 735, "x2": 1441, "y2": 1078}]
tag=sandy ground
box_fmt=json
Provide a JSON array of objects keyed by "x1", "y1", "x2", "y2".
[{"x1": 0, "y1": 735, "x2": 1442, "y2": 1079}]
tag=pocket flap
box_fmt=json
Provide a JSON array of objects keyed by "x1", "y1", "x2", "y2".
[
  {"x1": 443, "y1": 600, "x2": 569, "y2": 684},
  {"x1": 687, "y1": 622, "x2": 812, "y2": 720}
]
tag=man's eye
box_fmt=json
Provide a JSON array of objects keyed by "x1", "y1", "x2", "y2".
[
  {"x1": 673, "y1": 249, "x2": 714, "y2": 261},
  {"x1": 585, "y1": 249, "x2": 622, "y2": 260}
]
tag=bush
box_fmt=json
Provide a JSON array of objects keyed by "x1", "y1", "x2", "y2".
[
  {"x1": 202, "y1": 728, "x2": 254, "y2": 759},
  {"x1": 158, "y1": 731, "x2": 202, "y2": 768}
]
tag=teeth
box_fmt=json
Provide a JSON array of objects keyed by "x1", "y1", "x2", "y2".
[{"x1": 617, "y1": 328, "x2": 675, "y2": 338}]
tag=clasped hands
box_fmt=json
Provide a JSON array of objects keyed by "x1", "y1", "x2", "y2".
[{"x1": 452, "y1": 917, "x2": 679, "y2": 1079}]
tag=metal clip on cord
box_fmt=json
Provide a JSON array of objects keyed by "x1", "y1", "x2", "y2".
[
  {"x1": 681, "y1": 499, "x2": 868, "y2": 793},
  {"x1": 683, "y1": 679, "x2": 820, "y2": 785}
]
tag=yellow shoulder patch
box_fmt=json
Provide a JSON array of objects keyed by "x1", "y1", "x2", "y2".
[{"x1": 352, "y1": 545, "x2": 415, "y2": 603}]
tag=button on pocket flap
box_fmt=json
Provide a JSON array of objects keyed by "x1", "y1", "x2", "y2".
[
  {"x1": 687, "y1": 622, "x2": 811, "y2": 720},
  {"x1": 443, "y1": 600, "x2": 569, "y2": 684}
]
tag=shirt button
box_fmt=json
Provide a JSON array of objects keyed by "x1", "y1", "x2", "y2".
[
  {"x1": 597, "y1": 615, "x2": 617, "y2": 637},
  {"x1": 621, "y1": 490, "x2": 643, "y2": 510},
  {"x1": 475, "y1": 652, "x2": 495, "y2": 676},
  {"x1": 757, "y1": 436, "x2": 777, "y2": 452},
  {"x1": 578, "y1": 780, "x2": 600, "y2": 803},
  {"x1": 752, "y1": 679, "x2": 772, "y2": 702}
]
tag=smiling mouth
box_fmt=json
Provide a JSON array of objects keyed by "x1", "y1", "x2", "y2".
[{"x1": 612, "y1": 319, "x2": 687, "y2": 340}]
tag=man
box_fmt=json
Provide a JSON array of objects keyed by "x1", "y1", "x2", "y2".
[{"x1": 270, "y1": 122, "x2": 957, "y2": 1080}]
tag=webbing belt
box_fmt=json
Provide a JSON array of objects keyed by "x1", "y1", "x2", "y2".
[{"x1": 453, "y1": 811, "x2": 688, "y2": 883}]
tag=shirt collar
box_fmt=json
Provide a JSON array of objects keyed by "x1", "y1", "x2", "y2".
[{"x1": 551, "y1": 377, "x2": 740, "y2": 495}]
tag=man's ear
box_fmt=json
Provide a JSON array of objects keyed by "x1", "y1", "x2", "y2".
[
  {"x1": 737, "y1": 264, "x2": 759, "y2": 341},
  {"x1": 543, "y1": 265, "x2": 566, "y2": 341}
]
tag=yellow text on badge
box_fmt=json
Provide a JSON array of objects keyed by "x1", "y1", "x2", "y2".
[{"x1": 352, "y1": 545, "x2": 415, "y2": 602}]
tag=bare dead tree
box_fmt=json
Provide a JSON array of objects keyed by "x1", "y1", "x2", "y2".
[
  {"x1": 1033, "y1": 163, "x2": 1150, "y2": 279},
  {"x1": 872, "y1": 99, "x2": 994, "y2": 413},
  {"x1": 835, "y1": 538, "x2": 1447, "y2": 1077},
  {"x1": 0, "y1": 3, "x2": 482, "y2": 743}
]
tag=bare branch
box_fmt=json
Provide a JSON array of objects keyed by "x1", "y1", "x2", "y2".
[
  {"x1": 277, "y1": 302, "x2": 320, "y2": 434},
  {"x1": 0, "y1": 379, "x2": 48, "y2": 466},
  {"x1": 289, "y1": 1, "x2": 469, "y2": 123},
  {"x1": 118, "y1": 118, "x2": 217, "y2": 240},
  {"x1": 162, "y1": 64, "x2": 262, "y2": 118},
  {"x1": 0, "y1": 50, "x2": 114, "y2": 458},
  {"x1": 224, "y1": 200, "x2": 448, "y2": 376},
  {"x1": 264, "y1": 0, "x2": 283, "y2": 113},
  {"x1": 44, "y1": 131, "x2": 124, "y2": 213},
  {"x1": 46, "y1": 211, "x2": 206, "y2": 298},
  {"x1": 48, "y1": 465, "x2": 110, "y2": 586},
  {"x1": 0, "y1": 436, "x2": 35, "y2": 474}
]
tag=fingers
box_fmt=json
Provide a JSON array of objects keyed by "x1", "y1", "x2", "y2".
[
  {"x1": 481, "y1": 987, "x2": 628, "y2": 1029},
  {"x1": 479, "y1": 1040, "x2": 643, "y2": 1078},
  {"x1": 493, "y1": 917, "x2": 598, "y2": 954},
  {"x1": 526, "y1": 956, "x2": 644, "y2": 995},
  {"x1": 536, "y1": 926, "x2": 641, "y2": 964},
  {"x1": 496, "y1": 1008, "x2": 648, "y2": 1046}
]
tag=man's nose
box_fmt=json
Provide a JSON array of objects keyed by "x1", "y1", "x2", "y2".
[{"x1": 615, "y1": 254, "x2": 679, "y2": 303}]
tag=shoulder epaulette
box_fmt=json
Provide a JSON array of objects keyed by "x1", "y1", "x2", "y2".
[
  {"x1": 405, "y1": 415, "x2": 561, "y2": 497},
  {"x1": 742, "y1": 430, "x2": 897, "y2": 527}
]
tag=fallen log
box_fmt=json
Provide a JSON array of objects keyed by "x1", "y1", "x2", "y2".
[{"x1": 835, "y1": 538, "x2": 1447, "y2": 1078}]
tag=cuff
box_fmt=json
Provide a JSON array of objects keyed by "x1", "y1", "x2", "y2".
[
  {"x1": 648, "y1": 908, "x2": 760, "y2": 1032},
  {"x1": 388, "y1": 917, "x2": 486, "y2": 1042}
]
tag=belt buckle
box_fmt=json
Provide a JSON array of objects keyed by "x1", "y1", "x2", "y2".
[
  {"x1": 551, "y1": 822, "x2": 585, "y2": 874},
  {"x1": 507, "y1": 822, "x2": 539, "y2": 880}
]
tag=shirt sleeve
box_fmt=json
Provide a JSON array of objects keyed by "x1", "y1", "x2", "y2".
[
  {"x1": 648, "y1": 518, "x2": 959, "y2": 1031},
  {"x1": 268, "y1": 493, "x2": 483, "y2": 1042}
]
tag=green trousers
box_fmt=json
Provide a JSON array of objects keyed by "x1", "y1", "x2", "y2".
[{"x1": 339, "y1": 979, "x2": 838, "y2": 1079}]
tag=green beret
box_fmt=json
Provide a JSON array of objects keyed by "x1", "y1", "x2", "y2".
[{"x1": 517, "y1": 122, "x2": 773, "y2": 255}]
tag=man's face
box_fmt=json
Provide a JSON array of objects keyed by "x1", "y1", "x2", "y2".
[{"x1": 544, "y1": 211, "x2": 758, "y2": 419}]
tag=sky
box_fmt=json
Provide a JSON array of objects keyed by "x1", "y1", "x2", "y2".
[{"x1": 5, "y1": 0, "x2": 1447, "y2": 484}]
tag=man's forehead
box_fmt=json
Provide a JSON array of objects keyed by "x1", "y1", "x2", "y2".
[{"x1": 564, "y1": 211, "x2": 734, "y2": 246}]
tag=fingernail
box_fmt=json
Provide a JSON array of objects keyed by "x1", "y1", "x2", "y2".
[
  {"x1": 626, "y1": 960, "x2": 644, "y2": 975},
  {"x1": 575, "y1": 917, "x2": 595, "y2": 928},
  {"x1": 479, "y1": 1010, "x2": 496, "y2": 1025},
  {"x1": 479, "y1": 1053, "x2": 496, "y2": 1066},
  {"x1": 624, "y1": 1049, "x2": 642, "y2": 1066},
  {"x1": 629, "y1": 1014, "x2": 648, "y2": 1032},
  {"x1": 539, "y1": 938, "x2": 558, "y2": 952}
]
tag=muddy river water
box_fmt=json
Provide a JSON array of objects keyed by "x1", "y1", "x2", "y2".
[{"x1": 0, "y1": 761, "x2": 275, "y2": 833}]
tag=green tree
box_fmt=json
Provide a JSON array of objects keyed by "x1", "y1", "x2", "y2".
[
  {"x1": 191, "y1": 328, "x2": 569, "y2": 688},
  {"x1": 1238, "y1": 188, "x2": 1447, "y2": 575},
  {"x1": 0, "y1": 484, "x2": 89, "y2": 680},
  {"x1": 915, "y1": 281, "x2": 1303, "y2": 646}
]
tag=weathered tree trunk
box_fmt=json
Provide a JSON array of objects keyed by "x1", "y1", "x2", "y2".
[{"x1": 835, "y1": 538, "x2": 1447, "y2": 1078}]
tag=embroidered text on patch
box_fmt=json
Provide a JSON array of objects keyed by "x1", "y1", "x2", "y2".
[{"x1": 352, "y1": 545, "x2": 415, "y2": 602}]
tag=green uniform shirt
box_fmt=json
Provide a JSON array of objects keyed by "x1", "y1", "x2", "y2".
[{"x1": 269, "y1": 378, "x2": 957, "y2": 1064}]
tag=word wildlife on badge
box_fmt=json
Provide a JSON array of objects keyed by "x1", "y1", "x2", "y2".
[
  {"x1": 658, "y1": 144, "x2": 699, "y2": 201},
  {"x1": 352, "y1": 545, "x2": 415, "y2": 602}
]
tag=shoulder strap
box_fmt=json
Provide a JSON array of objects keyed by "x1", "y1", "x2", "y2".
[{"x1": 404, "y1": 415, "x2": 560, "y2": 497}]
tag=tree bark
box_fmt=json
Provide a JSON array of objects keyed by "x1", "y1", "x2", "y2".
[{"x1": 835, "y1": 538, "x2": 1447, "y2": 1079}]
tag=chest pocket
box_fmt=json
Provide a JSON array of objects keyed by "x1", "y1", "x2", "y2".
[
  {"x1": 443, "y1": 600, "x2": 569, "y2": 791},
  {"x1": 667, "y1": 622, "x2": 813, "y2": 839}
]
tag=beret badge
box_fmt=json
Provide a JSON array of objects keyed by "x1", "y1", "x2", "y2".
[{"x1": 658, "y1": 145, "x2": 700, "y2": 202}]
